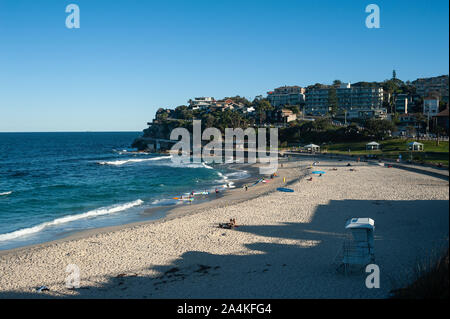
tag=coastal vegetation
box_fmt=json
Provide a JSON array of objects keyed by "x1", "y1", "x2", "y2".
[{"x1": 390, "y1": 248, "x2": 449, "y2": 299}]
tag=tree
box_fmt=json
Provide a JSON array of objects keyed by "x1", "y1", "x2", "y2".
[
  {"x1": 201, "y1": 113, "x2": 215, "y2": 129},
  {"x1": 254, "y1": 99, "x2": 273, "y2": 125},
  {"x1": 155, "y1": 108, "x2": 169, "y2": 120},
  {"x1": 328, "y1": 87, "x2": 338, "y2": 116},
  {"x1": 365, "y1": 119, "x2": 396, "y2": 139},
  {"x1": 284, "y1": 104, "x2": 300, "y2": 114},
  {"x1": 332, "y1": 80, "x2": 342, "y2": 88},
  {"x1": 306, "y1": 83, "x2": 329, "y2": 90}
]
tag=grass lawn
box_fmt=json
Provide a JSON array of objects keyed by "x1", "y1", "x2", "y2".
[{"x1": 322, "y1": 139, "x2": 449, "y2": 166}]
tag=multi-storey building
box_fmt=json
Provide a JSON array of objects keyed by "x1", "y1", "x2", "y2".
[
  {"x1": 423, "y1": 96, "x2": 440, "y2": 117},
  {"x1": 304, "y1": 83, "x2": 384, "y2": 116},
  {"x1": 413, "y1": 75, "x2": 449, "y2": 102},
  {"x1": 267, "y1": 86, "x2": 305, "y2": 107},
  {"x1": 304, "y1": 88, "x2": 330, "y2": 115},
  {"x1": 188, "y1": 97, "x2": 215, "y2": 110},
  {"x1": 394, "y1": 94, "x2": 409, "y2": 114}
]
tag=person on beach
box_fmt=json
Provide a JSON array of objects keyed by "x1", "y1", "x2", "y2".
[
  {"x1": 244, "y1": 184, "x2": 248, "y2": 191},
  {"x1": 215, "y1": 188, "x2": 219, "y2": 194},
  {"x1": 219, "y1": 218, "x2": 238, "y2": 229}
]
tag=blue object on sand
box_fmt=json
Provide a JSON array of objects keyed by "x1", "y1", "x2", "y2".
[
  {"x1": 251, "y1": 178, "x2": 264, "y2": 187},
  {"x1": 277, "y1": 187, "x2": 294, "y2": 193},
  {"x1": 312, "y1": 171, "x2": 326, "y2": 174}
]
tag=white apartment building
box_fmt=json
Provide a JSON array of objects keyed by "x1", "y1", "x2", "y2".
[
  {"x1": 423, "y1": 96, "x2": 440, "y2": 116},
  {"x1": 305, "y1": 83, "x2": 384, "y2": 116},
  {"x1": 189, "y1": 97, "x2": 215, "y2": 110},
  {"x1": 267, "y1": 86, "x2": 306, "y2": 107},
  {"x1": 395, "y1": 94, "x2": 409, "y2": 114}
]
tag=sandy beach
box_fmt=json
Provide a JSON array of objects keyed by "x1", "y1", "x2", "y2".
[{"x1": 0, "y1": 156, "x2": 448, "y2": 298}]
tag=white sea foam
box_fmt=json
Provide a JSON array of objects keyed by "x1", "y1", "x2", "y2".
[
  {"x1": 0, "y1": 191, "x2": 12, "y2": 196},
  {"x1": 202, "y1": 163, "x2": 214, "y2": 169},
  {"x1": 0, "y1": 199, "x2": 144, "y2": 242},
  {"x1": 158, "y1": 161, "x2": 210, "y2": 169},
  {"x1": 216, "y1": 172, "x2": 236, "y2": 188},
  {"x1": 98, "y1": 156, "x2": 172, "y2": 166},
  {"x1": 151, "y1": 198, "x2": 179, "y2": 206},
  {"x1": 225, "y1": 170, "x2": 250, "y2": 179}
]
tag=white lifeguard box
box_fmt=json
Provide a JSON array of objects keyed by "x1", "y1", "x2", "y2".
[{"x1": 335, "y1": 218, "x2": 375, "y2": 274}]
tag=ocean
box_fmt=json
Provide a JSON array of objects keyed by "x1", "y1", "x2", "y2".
[{"x1": 0, "y1": 132, "x2": 248, "y2": 250}]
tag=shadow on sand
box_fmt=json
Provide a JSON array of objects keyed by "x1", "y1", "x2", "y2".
[{"x1": 1, "y1": 199, "x2": 448, "y2": 299}]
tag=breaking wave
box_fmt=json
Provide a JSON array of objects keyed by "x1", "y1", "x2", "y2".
[
  {"x1": 0, "y1": 199, "x2": 144, "y2": 241},
  {"x1": 98, "y1": 156, "x2": 172, "y2": 166}
]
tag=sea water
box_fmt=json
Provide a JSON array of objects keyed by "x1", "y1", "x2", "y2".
[{"x1": 0, "y1": 132, "x2": 248, "y2": 250}]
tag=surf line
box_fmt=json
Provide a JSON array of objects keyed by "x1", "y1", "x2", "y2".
[{"x1": 169, "y1": 120, "x2": 279, "y2": 175}]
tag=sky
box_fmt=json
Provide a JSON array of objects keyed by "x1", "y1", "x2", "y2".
[{"x1": 0, "y1": 0, "x2": 448, "y2": 132}]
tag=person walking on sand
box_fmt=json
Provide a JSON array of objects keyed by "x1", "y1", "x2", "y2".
[{"x1": 244, "y1": 184, "x2": 248, "y2": 191}]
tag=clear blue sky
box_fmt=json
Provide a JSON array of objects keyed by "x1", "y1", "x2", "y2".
[{"x1": 0, "y1": 0, "x2": 448, "y2": 132}]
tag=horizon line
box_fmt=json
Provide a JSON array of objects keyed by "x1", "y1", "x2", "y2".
[{"x1": 0, "y1": 130, "x2": 143, "y2": 134}]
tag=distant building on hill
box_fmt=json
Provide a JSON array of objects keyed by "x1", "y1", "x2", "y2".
[
  {"x1": 188, "y1": 97, "x2": 248, "y2": 112},
  {"x1": 267, "y1": 86, "x2": 305, "y2": 107},
  {"x1": 433, "y1": 107, "x2": 449, "y2": 133},
  {"x1": 413, "y1": 75, "x2": 449, "y2": 102},
  {"x1": 423, "y1": 94, "x2": 440, "y2": 117},
  {"x1": 345, "y1": 108, "x2": 387, "y2": 120},
  {"x1": 268, "y1": 108, "x2": 297, "y2": 124},
  {"x1": 305, "y1": 83, "x2": 384, "y2": 116},
  {"x1": 188, "y1": 97, "x2": 215, "y2": 110},
  {"x1": 394, "y1": 94, "x2": 409, "y2": 114}
]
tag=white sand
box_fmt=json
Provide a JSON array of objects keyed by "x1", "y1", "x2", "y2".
[{"x1": 0, "y1": 157, "x2": 448, "y2": 298}]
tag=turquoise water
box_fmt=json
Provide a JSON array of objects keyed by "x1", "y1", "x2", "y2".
[{"x1": 0, "y1": 132, "x2": 247, "y2": 250}]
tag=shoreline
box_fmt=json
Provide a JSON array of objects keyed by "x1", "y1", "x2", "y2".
[
  {"x1": 0, "y1": 159, "x2": 258, "y2": 253},
  {"x1": 0, "y1": 158, "x2": 307, "y2": 257},
  {"x1": 0, "y1": 156, "x2": 447, "y2": 298}
]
